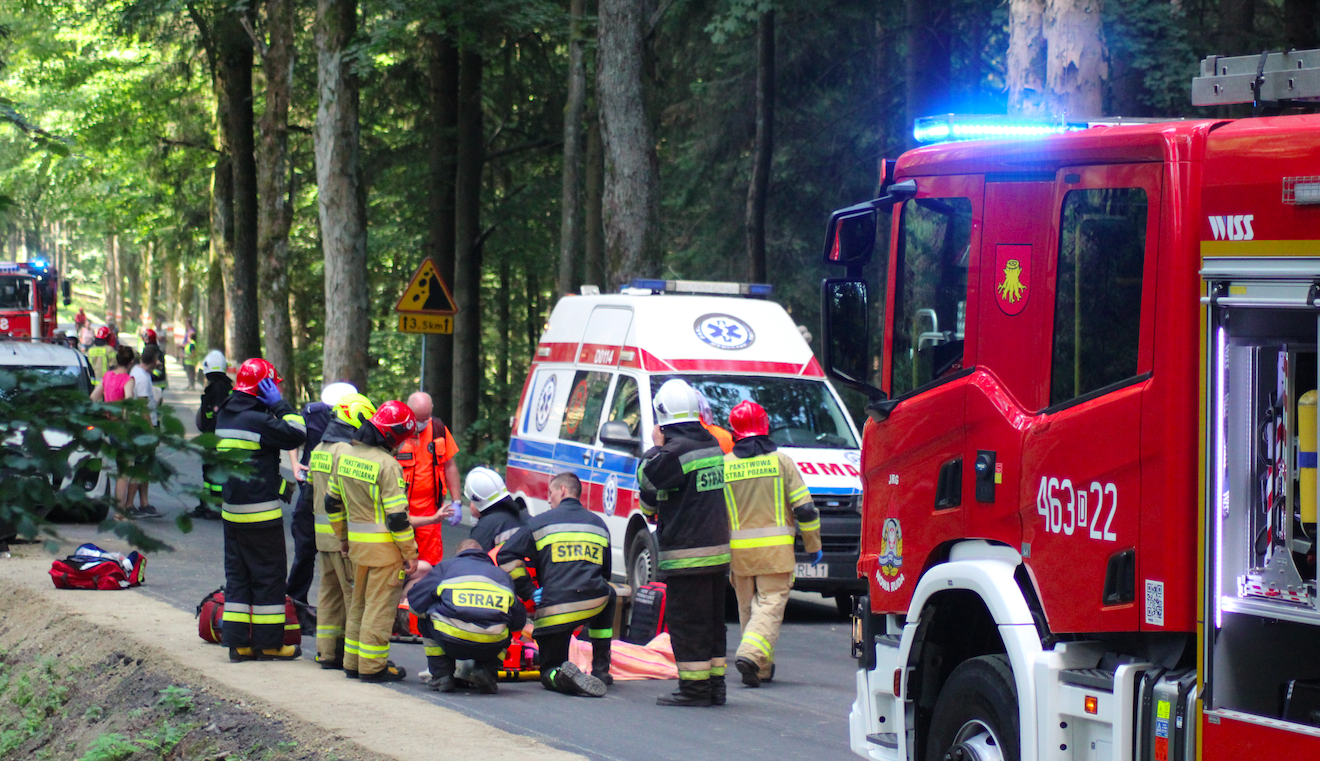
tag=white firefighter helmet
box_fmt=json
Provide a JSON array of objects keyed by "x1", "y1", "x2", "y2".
[
  {"x1": 654, "y1": 378, "x2": 702, "y2": 427},
  {"x1": 463, "y1": 466, "x2": 510, "y2": 512},
  {"x1": 320, "y1": 381, "x2": 357, "y2": 407},
  {"x1": 200, "y1": 350, "x2": 227, "y2": 375}
]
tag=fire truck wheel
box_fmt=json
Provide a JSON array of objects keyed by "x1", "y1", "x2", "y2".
[
  {"x1": 925, "y1": 654, "x2": 1018, "y2": 761},
  {"x1": 627, "y1": 530, "x2": 659, "y2": 589}
]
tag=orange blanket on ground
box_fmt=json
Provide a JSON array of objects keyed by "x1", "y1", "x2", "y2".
[{"x1": 569, "y1": 632, "x2": 678, "y2": 680}]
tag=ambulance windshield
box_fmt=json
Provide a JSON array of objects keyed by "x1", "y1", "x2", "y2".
[{"x1": 667, "y1": 375, "x2": 859, "y2": 449}]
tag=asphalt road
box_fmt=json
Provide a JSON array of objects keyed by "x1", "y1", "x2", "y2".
[{"x1": 48, "y1": 355, "x2": 861, "y2": 761}]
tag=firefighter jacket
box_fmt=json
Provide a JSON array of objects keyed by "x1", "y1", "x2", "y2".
[
  {"x1": 196, "y1": 373, "x2": 234, "y2": 434},
  {"x1": 328, "y1": 440, "x2": 418, "y2": 567},
  {"x1": 471, "y1": 499, "x2": 527, "y2": 552},
  {"x1": 723, "y1": 436, "x2": 822, "y2": 576},
  {"x1": 407, "y1": 547, "x2": 527, "y2": 649},
  {"x1": 497, "y1": 498, "x2": 612, "y2": 629},
  {"x1": 637, "y1": 422, "x2": 732, "y2": 576},
  {"x1": 308, "y1": 418, "x2": 355, "y2": 552},
  {"x1": 87, "y1": 341, "x2": 109, "y2": 379},
  {"x1": 214, "y1": 392, "x2": 307, "y2": 525}
]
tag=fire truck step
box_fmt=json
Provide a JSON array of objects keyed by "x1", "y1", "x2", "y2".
[
  {"x1": 1061, "y1": 667, "x2": 1116, "y2": 692},
  {"x1": 866, "y1": 733, "x2": 898, "y2": 748},
  {"x1": 877, "y1": 634, "x2": 901, "y2": 648}
]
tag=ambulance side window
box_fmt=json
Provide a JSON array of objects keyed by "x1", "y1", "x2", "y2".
[
  {"x1": 604, "y1": 375, "x2": 642, "y2": 448},
  {"x1": 560, "y1": 370, "x2": 612, "y2": 445},
  {"x1": 891, "y1": 197, "x2": 973, "y2": 397},
  {"x1": 1049, "y1": 188, "x2": 1148, "y2": 407}
]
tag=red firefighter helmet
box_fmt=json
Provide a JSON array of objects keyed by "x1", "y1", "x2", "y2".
[
  {"x1": 95, "y1": 326, "x2": 111, "y2": 340},
  {"x1": 234, "y1": 358, "x2": 283, "y2": 394},
  {"x1": 368, "y1": 400, "x2": 417, "y2": 449},
  {"x1": 729, "y1": 400, "x2": 770, "y2": 440},
  {"x1": 142, "y1": 328, "x2": 158, "y2": 345}
]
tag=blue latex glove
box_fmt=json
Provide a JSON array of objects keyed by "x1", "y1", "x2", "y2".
[
  {"x1": 447, "y1": 500, "x2": 462, "y2": 526},
  {"x1": 256, "y1": 377, "x2": 282, "y2": 407},
  {"x1": 532, "y1": 588, "x2": 543, "y2": 605},
  {"x1": 811, "y1": 550, "x2": 824, "y2": 566}
]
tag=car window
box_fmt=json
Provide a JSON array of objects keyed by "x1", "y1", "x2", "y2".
[
  {"x1": 559, "y1": 370, "x2": 613, "y2": 445},
  {"x1": 603, "y1": 375, "x2": 642, "y2": 450}
]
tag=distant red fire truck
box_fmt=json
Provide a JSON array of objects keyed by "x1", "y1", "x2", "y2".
[
  {"x1": 0, "y1": 259, "x2": 71, "y2": 339},
  {"x1": 822, "y1": 50, "x2": 1320, "y2": 761}
]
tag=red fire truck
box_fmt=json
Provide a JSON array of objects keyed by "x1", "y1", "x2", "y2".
[
  {"x1": 823, "y1": 50, "x2": 1320, "y2": 761},
  {"x1": 0, "y1": 259, "x2": 71, "y2": 339}
]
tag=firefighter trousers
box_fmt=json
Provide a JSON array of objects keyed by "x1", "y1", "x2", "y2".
[
  {"x1": 664, "y1": 573, "x2": 727, "y2": 683},
  {"x1": 315, "y1": 550, "x2": 354, "y2": 663},
  {"x1": 345, "y1": 561, "x2": 403, "y2": 676},
  {"x1": 731, "y1": 570, "x2": 791, "y2": 678},
  {"x1": 286, "y1": 483, "x2": 317, "y2": 604},
  {"x1": 536, "y1": 589, "x2": 615, "y2": 691},
  {"x1": 416, "y1": 619, "x2": 502, "y2": 681},
  {"x1": 222, "y1": 520, "x2": 288, "y2": 650}
]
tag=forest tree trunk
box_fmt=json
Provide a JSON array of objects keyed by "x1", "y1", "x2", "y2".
[
  {"x1": 424, "y1": 32, "x2": 459, "y2": 424},
  {"x1": 558, "y1": 0, "x2": 588, "y2": 297},
  {"x1": 105, "y1": 233, "x2": 120, "y2": 327},
  {"x1": 584, "y1": 110, "x2": 605, "y2": 289},
  {"x1": 315, "y1": 0, "x2": 371, "y2": 390},
  {"x1": 1044, "y1": 0, "x2": 1107, "y2": 118},
  {"x1": 1286, "y1": 0, "x2": 1319, "y2": 50},
  {"x1": 597, "y1": 0, "x2": 661, "y2": 287},
  {"x1": 1008, "y1": 0, "x2": 1047, "y2": 115},
  {"x1": 452, "y1": 45, "x2": 484, "y2": 441},
  {"x1": 257, "y1": 0, "x2": 296, "y2": 381},
  {"x1": 1219, "y1": 0, "x2": 1255, "y2": 52},
  {"x1": 904, "y1": 0, "x2": 950, "y2": 144},
  {"x1": 745, "y1": 10, "x2": 774, "y2": 283},
  {"x1": 217, "y1": 10, "x2": 261, "y2": 362}
]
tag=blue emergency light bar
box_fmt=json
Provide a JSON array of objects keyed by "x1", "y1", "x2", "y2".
[
  {"x1": 913, "y1": 114, "x2": 1088, "y2": 145},
  {"x1": 627, "y1": 279, "x2": 773, "y2": 298}
]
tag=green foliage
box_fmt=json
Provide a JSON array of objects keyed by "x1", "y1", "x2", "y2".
[
  {"x1": 155, "y1": 685, "x2": 193, "y2": 714},
  {"x1": 79, "y1": 733, "x2": 138, "y2": 761},
  {"x1": 83, "y1": 704, "x2": 104, "y2": 722}
]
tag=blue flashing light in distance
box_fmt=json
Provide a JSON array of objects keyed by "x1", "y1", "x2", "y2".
[
  {"x1": 31, "y1": 259, "x2": 48, "y2": 269},
  {"x1": 913, "y1": 114, "x2": 1087, "y2": 145},
  {"x1": 629, "y1": 279, "x2": 667, "y2": 292}
]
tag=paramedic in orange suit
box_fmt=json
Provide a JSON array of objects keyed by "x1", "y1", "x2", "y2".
[
  {"x1": 698, "y1": 390, "x2": 734, "y2": 454},
  {"x1": 397, "y1": 392, "x2": 461, "y2": 564}
]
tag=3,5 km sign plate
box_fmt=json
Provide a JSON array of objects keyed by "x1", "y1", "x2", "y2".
[{"x1": 398, "y1": 314, "x2": 453, "y2": 334}]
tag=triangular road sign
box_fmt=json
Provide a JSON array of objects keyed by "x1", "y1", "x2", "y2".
[{"x1": 395, "y1": 258, "x2": 458, "y2": 315}]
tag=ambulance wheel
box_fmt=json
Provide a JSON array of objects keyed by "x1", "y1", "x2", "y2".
[
  {"x1": 925, "y1": 655, "x2": 1018, "y2": 761},
  {"x1": 627, "y1": 530, "x2": 659, "y2": 588}
]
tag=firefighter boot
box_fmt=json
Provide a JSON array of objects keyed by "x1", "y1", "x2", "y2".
[
  {"x1": 318, "y1": 642, "x2": 345, "y2": 670},
  {"x1": 657, "y1": 678, "x2": 713, "y2": 707},
  {"x1": 591, "y1": 638, "x2": 614, "y2": 686},
  {"x1": 360, "y1": 661, "x2": 407, "y2": 683},
  {"x1": 428, "y1": 655, "x2": 457, "y2": 693},
  {"x1": 469, "y1": 661, "x2": 500, "y2": 695},
  {"x1": 711, "y1": 675, "x2": 727, "y2": 706},
  {"x1": 736, "y1": 656, "x2": 762, "y2": 688},
  {"x1": 229, "y1": 647, "x2": 257, "y2": 663},
  {"x1": 258, "y1": 644, "x2": 301, "y2": 661},
  {"x1": 548, "y1": 662, "x2": 607, "y2": 697}
]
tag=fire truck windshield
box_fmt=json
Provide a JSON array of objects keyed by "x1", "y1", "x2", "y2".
[
  {"x1": 0, "y1": 276, "x2": 32, "y2": 310},
  {"x1": 664, "y1": 374, "x2": 859, "y2": 449}
]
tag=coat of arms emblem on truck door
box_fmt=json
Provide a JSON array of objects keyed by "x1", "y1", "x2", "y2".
[
  {"x1": 876, "y1": 518, "x2": 905, "y2": 592},
  {"x1": 995, "y1": 244, "x2": 1031, "y2": 316}
]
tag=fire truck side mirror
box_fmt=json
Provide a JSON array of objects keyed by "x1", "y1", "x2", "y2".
[
  {"x1": 61, "y1": 280, "x2": 71, "y2": 306},
  {"x1": 821, "y1": 278, "x2": 884, "y2": 402},
  {"x1": 823, "y1": 206, "x2": 878, "y2": 266}
]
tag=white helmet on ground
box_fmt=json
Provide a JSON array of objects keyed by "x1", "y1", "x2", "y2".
[
  {"x1": 320, "y1": 381, "x2": 357, "y2": 407},
  {"x1": 654, "y1": 378, "x2": 702, "y2": 427},
  {"x1": 463, "y1": 466, "x2": 510, "y2": 512},
  {"x1": 200, "y1": 350, "x2": 227, "y2": 375}
]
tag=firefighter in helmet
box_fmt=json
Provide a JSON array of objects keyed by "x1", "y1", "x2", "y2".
[
  {"x1": 465, "y1": 466, "x2": 527, "y2": 552},
  {"x1": 191, "y1": 350, "x2": 232, "y2": 520},
  {"x1": 215, "y1": 358, "x2": 307, "y2": 661},
  {"x1": 637, "y1": 378, "x2": 731, "y2": 707},
  {"x1": 141, "y1": 328, "x2": 167, "y2": 390},
  {"x1": 723, "y1": 400, "x2": 821, "y2": 687},
  {"x1": 87, "y1": 326, "x2": 112, "y2": 378},
  {"x1": 307, "y1": 391, "x2": 376, "y2": 668},
  {"x1": 329, "y1": 400, "x2": 419, "y2": 683}
]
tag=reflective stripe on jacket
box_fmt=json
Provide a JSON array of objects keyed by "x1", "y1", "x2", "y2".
[
  {"x1": 328, "y1": 440, "x2": 417, "y2": 567},
  {"x1": 496, "y1": 498, "x2": 612, "y2": 629},
  {"x1": 637, "y1": 423, "x2": 731, "y2": 576},
  {"x1": 723, "y1": 450, "x2": 821, "y2": 576},
  {"x1": 214, "y1": 391, "x2": 307, "y2": 525},
  {"x1": 407, "y1": 548, "x2": 527, "y2": 649}
]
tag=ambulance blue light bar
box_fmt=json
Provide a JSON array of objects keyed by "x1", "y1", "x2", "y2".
[
  {"x1": 627, "y1": 279, "x2": 773, "y2": 298},
  {"x1": 913, "y1": 114, "x2": 1088, "y2": 145}
]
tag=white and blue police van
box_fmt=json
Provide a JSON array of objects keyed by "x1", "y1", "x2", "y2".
[{"x1": 507, "y1": 279, "x2": 865, "y2": 611}]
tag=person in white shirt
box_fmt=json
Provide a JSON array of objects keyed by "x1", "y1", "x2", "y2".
[{"x1": 126, "y1": 344, "x2": 163, "y2": 517}]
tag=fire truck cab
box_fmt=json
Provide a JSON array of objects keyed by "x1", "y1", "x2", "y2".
[
  {"x1": 0, "y1": 260, "x2": 70, "y2": 339},
  {"x1": 824, "y1": 50, "x2": 1320, "y2": 761}
]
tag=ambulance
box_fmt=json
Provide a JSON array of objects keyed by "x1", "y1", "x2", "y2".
[{"x1": 506, "y1": 279, "x2": 865, "y2": 610}]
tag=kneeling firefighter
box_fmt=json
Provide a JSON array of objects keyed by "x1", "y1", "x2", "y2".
[
  {"x1": 329, "y1": 401, "x2": 419, "y2": 682},
  {"x1": 497, "y1": 472, "x2": 613, "y2": 697},
  {"x1": 308, "y1": 392, "x2": 376, "y2": 668},
  {"x1": 407, "y1": 538, "x2": 527, "y2": 694}
]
